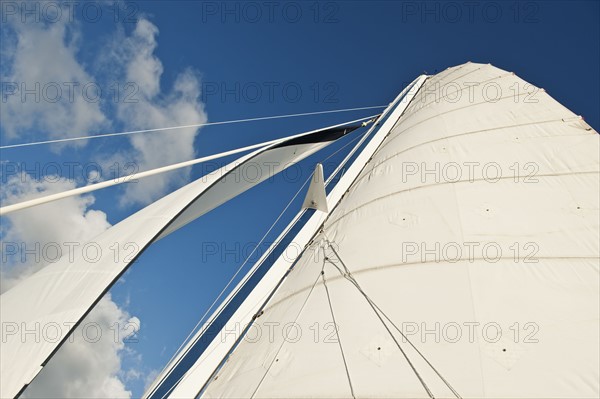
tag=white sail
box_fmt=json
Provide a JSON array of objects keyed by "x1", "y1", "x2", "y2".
[
  {"x1": 0, "y1": 122, "x2": 362, "y2": 399},
  {"x1": 180, "y1": 62, "x2": 599, "y2": 398}
]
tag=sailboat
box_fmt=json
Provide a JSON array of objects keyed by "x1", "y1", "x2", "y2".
[{"x1": 1, "y1": 62, "x2": 598, "y2": 398}]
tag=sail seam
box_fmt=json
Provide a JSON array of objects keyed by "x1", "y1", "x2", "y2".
[
  {"x1": 258, "y1": 255, "x2": 600, "y2": 311},
  {"x1": 326, "y1": 170, "x2": 600, "y2": 230},
  {"x1": 400, "y1": 69, "x2": 507, "y2": 126},
  {"x1": 349, "y1": 117, "x2": 584, "y2": 190},
  {"x1": 402, "y1": 63, "x2": 474, "y2": 117},
  {"x1": 376, "y1": 89, "x2": 539, "y2": 155}
]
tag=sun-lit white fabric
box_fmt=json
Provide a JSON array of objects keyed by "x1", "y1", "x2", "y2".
[
  {"x1": 199, "y1": 63, "x2": 599, "y2": 398},
  {"x1": 0, "y1": 130, "x2": 350, "y2": 399}
]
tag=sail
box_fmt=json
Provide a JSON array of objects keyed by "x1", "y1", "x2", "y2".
[
  {"x1": 182, "y1": 63, "x2": 599, "y2": 398},
  {"x1": 0, "y1": 123, "x2": 362, "y2": 399}
]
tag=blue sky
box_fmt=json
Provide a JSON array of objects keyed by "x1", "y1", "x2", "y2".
[{"x1": 1, "y1": 1, "x2": 598, "y2": 397}]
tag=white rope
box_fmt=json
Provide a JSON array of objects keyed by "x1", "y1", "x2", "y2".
[
  {"x1": 0, "y1": 115, "x2": 378, "y2": 216},
  {"x1": 0, "y1": 105, "x2": 387, "y2": 149}
]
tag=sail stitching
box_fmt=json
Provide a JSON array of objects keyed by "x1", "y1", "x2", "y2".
[
  {"x1": 353, "y1": 117, "x2": 576, "y2": 189},
  {"x1": 326, "y1": 170, "x2": 599, "y2": 230},
  {"x1": 402, "y1": 68, "x2": 514, "y2": 123},
  {"x1": 377, "y1": 89, "x2": 538, "y2": 155},
  {"x1": 401, "y1": 64, "x2": 469, "y2": 117}
]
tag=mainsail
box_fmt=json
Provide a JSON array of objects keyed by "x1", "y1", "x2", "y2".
[{"x1": 153, "y1": 63, "x2": 600, "y2": 398}]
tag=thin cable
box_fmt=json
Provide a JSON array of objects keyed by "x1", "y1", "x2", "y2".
[
  {"x1": 328, "y1": 243, "x2": 461, "y2": 398},
  {"x1": 321, "y1": 260, "x2": 356, "y2": 399},
  {"x1": 0, "y1": 115, "x2": 378, "y2": 216},
  {"x1": 324, "y1": 240, "x2": 461, "y2": 398},
  {"x1": 0, "y1": 105, "x2": 387, "y2": 149},
  {"x1": 367, "y1": 297, "x2": 462, "y2": 399},
  {"x1": 324, "y1": 243, "x2": 435, "y2": 399}
]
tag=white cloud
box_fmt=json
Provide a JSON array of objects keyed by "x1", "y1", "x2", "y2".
[
  {"x1": 0, "y1": 6, "x2": 107, "y2": 148},
  {"x1": 0, "y1": 174, "x2": 141, "y2": 398},
  {"x1": 21, "y1": 294, "x2": 139, "y2": 399},
  {"x1": 1, "y1": 174, "x2": 111, "y2": 292},
  {"x1": 112, "y1": 18, "x2": 207, "y2": 206}
]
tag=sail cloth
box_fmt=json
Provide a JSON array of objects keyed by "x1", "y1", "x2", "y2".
[
  {"x1": 0, "y1": 122, "x2": 364, "y2": 399},
  {"x1": 190, "y1": 63, "x2": 599, "y2": 398}
]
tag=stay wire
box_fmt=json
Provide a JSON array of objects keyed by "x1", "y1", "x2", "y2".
[
  {"x1": 323, "y1": 241, "x2": 435, "y2": 399},
  {"x1": 0, "y1": 105, "x2": 387, "y2": 149},
  {"x1": 324, "y1": 239, "x2": 462, "y2": 399},
  {"x1": 321, "y1": 258, "x2": 356, "y2": 399}
]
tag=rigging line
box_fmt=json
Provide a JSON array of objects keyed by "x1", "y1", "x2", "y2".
[
  {"x1": 154, "y1": 127, "x2": 372, "y2": 398},
  {"x1": 325, "y1": 240, "x2": 462, "y2": 398},
  {"x1": 323, "y1": 243, "x2": 435, "y2": 399},
  {"x1": 0, "y1": 105, "x2": 388, "y2": 149},
  {"x1": 369, "y1": 296, "x2": 462, "y2": 399},
  {"x1": 0, "y1": 114, "x2": 378, "y2": 216},
  {"x1": 249, "y1": 261, "x2": 325, "y2": 399},
  {"x1": 321, "y1": 259, "x2": 356, "y2": 399},
  {"x1": 327, "y1": 245, "x2": 462, "y2": 399},
  {"x1": 176, "y1": 80, "x2": 421, "y2": 395}
]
